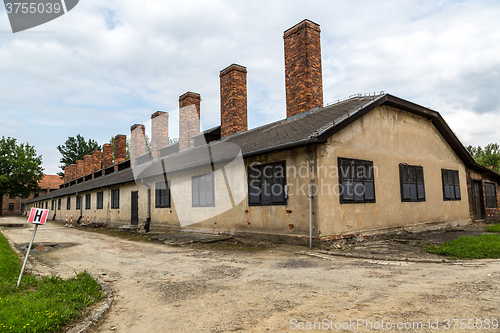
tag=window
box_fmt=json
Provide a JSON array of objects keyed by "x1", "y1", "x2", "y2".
[
  {"x1": 155, "y1": 181, "x2": 171, "y2": 208},
  {"x1": 96, "y1": 192, "x2": 103, "y2": 209},
  {"x1": 75, "y1": 196, "x2": 81, "y2": 210},
  {"x1": 248, "y1": 161, "x2": 287, "y2": 206},
  {"x1": 399, "y1": 164, "x2": 425, "y2": 202},
  {"x1": 51, "y1": 200, "x2": 54, "y2": 211},
  {"x1": 45, "y1": 201, "x2": 48, "y2": 209},
  {"x1": 192, "y1": 173, "x2": 215, "y2": 207},
  {"x1": 85, "y1": 194, "x2": 91, "y2": 210},
  {"x1": 67, "y1": 197, "x2": 71, "y2": 210},
  {"x1": 442, "y1": 169, "x2": 461, "y2": 200},
  {"x1": 485, "y1": 183, "x2": 497, "y2": 208},
  {"x1": 58, "y1": 198, "x2": 61, "y2": 210},
  {"x1": 8, "y1": 203, "x2": 14, "y2": 211},
  {"x1": 111, "y1": 189, "x2": 119, "y2": 209},
  {"x1": 338, "y1": 158, "x2": 375, "y2": 203}
]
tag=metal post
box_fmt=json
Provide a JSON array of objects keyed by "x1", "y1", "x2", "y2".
[
  {"x1": 17, "y1": 224, "x2": 38, "y2": 287},
  {"x1": 308, "y1": 181, "x2": 313, "y2": 250}
]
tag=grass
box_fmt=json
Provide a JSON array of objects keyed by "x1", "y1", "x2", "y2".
[
  {"x1": 485, "y1": 223, "x2": 500, "y2": 233},
  {"x1": 426, "y1": 234, "x2": 500, "y2": 259},
  {"x1": 0, "y1": 232, "x2": 103, "y2": 332}
]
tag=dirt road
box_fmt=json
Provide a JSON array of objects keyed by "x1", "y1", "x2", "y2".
[{"x1": 1, "y1": 217, "x2": 499, "y2": 332}]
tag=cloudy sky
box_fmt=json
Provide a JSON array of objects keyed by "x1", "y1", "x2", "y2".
[{"x1": 1, "y1": 0, "x2": 499, "y2": 174}]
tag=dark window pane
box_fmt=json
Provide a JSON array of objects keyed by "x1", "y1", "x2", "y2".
[
  {"x1": 365, "y1": 182, "x2": 375, "y2": 200},
  {"x1": 353, "y1": 181, "x2": 364, "y2": 201},
  {"x1": 417, "y1": 184, "x2": 425, "y2": 199},
  {"x1": 342, "y1": 180, "x2": 354, "y2": 200},
  {"x1": 454, "y1": 185, "x2": 461, "y2": 199},
  {"x1": 403, "y1": 184, "x2": 411, "y2": 200}
]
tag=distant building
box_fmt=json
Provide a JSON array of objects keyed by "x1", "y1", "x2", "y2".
[{"x1": 2, "y1": 175, "x2": 63, "y2": 215}]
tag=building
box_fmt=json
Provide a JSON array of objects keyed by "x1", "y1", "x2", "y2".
[
  {"x1": 2, "y1": 175, "x2": 62, "y2": 215},
  {"x1": 25, "y1": 20, "x2": 500, "y2": 239}
]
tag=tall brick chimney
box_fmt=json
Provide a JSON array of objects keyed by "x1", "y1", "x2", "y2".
[
  {"x1": 220, "y1": 64, "x2": 248, "y2": 138},
  {"x1": 84, "y1": 155, "x2": 93, "y2": 177},
  {"x1": 76, "y1": 160, "x2": 84, "y2": 179},
  {"x1": 102, "y1": 144, "x2": 113, "y2": 169},
  {"x1": 92, "y1": 150, "x2": 102, "y2": 172},
  {"x1": 69, "y1": 164, "x2": 76, "y2": 181},
  {"x1": 151, "y1": 111, "x2": 169, "y2": 159},
  {"x1": 114, "y1": 134, "x2": 127, "y2": 167},
  {"x1": 179, "y1": 92, "x2": 201, "y2": 150},
  {"x1": 130, "y1": 124, "x2": 146, "y2": 165},
  {"x1": 283, "y1": 19, "x2": 323, "y2": 118}
]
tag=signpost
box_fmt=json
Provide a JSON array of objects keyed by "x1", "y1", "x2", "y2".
[{"x1": 17, "y1": 207, "x2": 49, "y2": 287}]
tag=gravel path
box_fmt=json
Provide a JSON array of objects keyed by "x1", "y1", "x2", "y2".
[{"x1": 1, "y1": 217, "x2": 499, "y2": 332}]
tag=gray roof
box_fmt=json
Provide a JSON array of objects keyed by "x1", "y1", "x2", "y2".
[{"x1": 29, "y1": 93, "x2": 497, "y2": 203}]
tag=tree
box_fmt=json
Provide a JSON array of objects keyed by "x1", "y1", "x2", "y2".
[
  {"x1": 0, "y1": 136, "x2": 44, "y2": 215},
  {"x1": 57, "y1": 134, "x2": 100, "y2": 176},
  {"x1": 466, "y1": 143, "x2": 500, "y2": 173}
]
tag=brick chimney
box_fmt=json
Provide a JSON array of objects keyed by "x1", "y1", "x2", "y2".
[
  {"x1": 76, "y1": 160, "x2": 84, "y2": 179},
  {"x1": 130, "y1": 124, "x2": 146, "y2": 165},
  {"x1": 69, "y1": 164, "x2": 76, "y2": 181},
  {"x1": 114, "y1": 134, "x2": 127, "y2": 167},
  {"x1": 220, "y1": 64, "x2": 248, "y2": 138},
  {"x1": 179, "y1": 92, "x2": 201, "y2": 150},
  {"x1": 84, "y1": 155, "x2": 93, "y2": 177},
  {"x1": 92, "y1": 150, "x2": 102, "y2": 172},
  {"x1": 151, "y1": 111, "x2": 169, "y2": 159},
  {"x1": 102, "y1": 144, "x2": 113, "y2": 169},
  {"x1": 283, "y1": 19, "x2": 323, "y2": 118}
]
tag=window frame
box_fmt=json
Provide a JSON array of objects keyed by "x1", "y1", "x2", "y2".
[
  {"x1": 155, "y1": 181, "x2": 171, "y2": 208},
  {"x1": 66, "y1": 197, "x2": 71, "y2": 210},
  {"x1": 399, "y1": 164, "x2": 425, "y2": 202},
  {"x1": 338, "y1": 157, "x2": 376, "y2": 204},
  {"x1": 247, "y1": 161, "x2": 287, "y2": 206},
  {"x1": 58, "y1": 198, "x2": 61, "y2": 210},
  {"x1": 85, "y1": 193, "x2": 91, "y2": 210},
  {"x1": 75, "y1": 195, "x2": 81, "y2": 210},
  {"x1": 192, "y1": 173, "x2": 215, "y2": 208},
  {"x1": 485, "y1": 182, "x2": 497, "y2": 208},
  {"x1": 111, "y1": 189, "x2": 119, "y2": 209},
  {"x1": 442, "y1": 169, "x2": 461, "y2": 201},
  {"x1": 8, "y1": 203, "x2": 14, "y2": 211},
  {"x1": 96, "y1": 192, "x2": 103, "y2": 210}
]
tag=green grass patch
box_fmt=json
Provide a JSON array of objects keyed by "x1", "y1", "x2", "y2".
[
  {"x1": 0, "y1": 233, "x2": 103, "y2": 332},
  {"x1": 426, "y1": 234, "x2": 500, "y2": 259},
  {"x1": 485, "y1": 223, "x2": 500, "y2": 233}
]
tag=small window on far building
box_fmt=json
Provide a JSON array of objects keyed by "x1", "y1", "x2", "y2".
[
  {"x1": 96, "y1": 192, "x2": 103, "y2": 210},
  {"x1": 338, "y1": 158, "x2": 375, "y2": 203},
  {"x1": 58, "y1": 198, "x2": 61, "y2": 210},
  {"x1": 442, "y1": 169, "x2": 461, "y2": 200},
  {"x1": 45, "y1": 201, "x2": 48, "y2": 209},
  {"x1": 485, "y1": 182, "x2": 497, "y2": 208},
  {"x1": 192, "y1": 173, "x2": 215, "y2": 207},
  {"x1": 399, "y1": 164, "x2": 425, "y2": 202},
  {"x1": 67, "y1": 197, "x2": 71, "y2": 210},
  {"x1": 75, "y1": 196, "x2": 81, "y2": 210},
  {"x1": 155, "y1": 181, "x2": 171, "y2": 208},
  {"x1": 8, "y1": 203, "x2": 14, "y2": 211},
  {"x1": 85, "y1": 194, "x2": 91, "y2": 210},
  {"x1": 111, "y1": 189, "x2": 119, "y2": 209}
]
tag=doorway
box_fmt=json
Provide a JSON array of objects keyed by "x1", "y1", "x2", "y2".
[
  {"x1": 472, "y1": 180, "x2": 484, "y2": 220},
  {"x1": 131, "y1": 191, "x2": 139, "y2": 225}
]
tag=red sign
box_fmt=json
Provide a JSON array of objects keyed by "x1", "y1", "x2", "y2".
[{"x1": 27, "y1": 208, "x2": 49, "y2": 225}]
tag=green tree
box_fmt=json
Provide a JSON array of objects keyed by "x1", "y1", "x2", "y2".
[
  {"x1": 466, "y1": 143, "x2": 500, "y2": 173},
  {"x1": 57, "y1": 134, "x2": 100, "y2": 176},
  {"x1": 0, "y1": 136, "x2": 44, "y2": 215}
]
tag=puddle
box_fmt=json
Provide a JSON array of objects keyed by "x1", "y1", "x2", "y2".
[{"x1": 18, "y1": 243, "x2": 77, "y2": 252}]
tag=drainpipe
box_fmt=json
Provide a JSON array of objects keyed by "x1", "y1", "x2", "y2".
[
  {"x1": 308, "y1": 180, "x2": 314, "y2": 249},
  {"x1": 141, "y1": 179, "x2": 151, "y2": 232}
]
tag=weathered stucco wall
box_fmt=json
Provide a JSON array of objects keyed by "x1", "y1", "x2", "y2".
[{"x1": 316, "y1": 105, "x2": 471, "y2": 236}]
